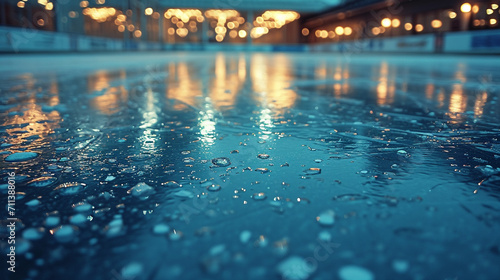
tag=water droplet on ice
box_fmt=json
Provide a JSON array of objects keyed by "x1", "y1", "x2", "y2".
[
  {"x1": 255, "y1": 168, "x2": 269, "y2": 173},
  {"x1": 22, "y1": 228, "x2": 44, "y2": 240},
  {"x1": 304, "y1": 168, "x2": 321, "y2": 175},
  {"x1": 105, "y1": 215, "x2": 124, "y2": 237},
  {"x1": 173, "y1": 189, "x2": 194, "y2": 199},
  {"x1": 257, "y1": 154, "x2": 270, "y2": 159},
  {"x1": 4, "y1": 152, "x2": 38, "y2": 162},
  {"x1": 209, "y1": 244, "x2": 226, "y2": 256},
  {"x1": 338, "y1": 266, "x2": 374, "y2": 280},
  {"x1": 277, "y1": 256, "x2": 315, "y2": 280},
  {"x1": 316, "y1": 210, "x2": 335, "y2": 226},
  {"x1": 212, "y1": 157, "x2": 231, "y2": 167},
  {"x1": 252, "y1": 192, "x2": 267, "y2": 200},
  {"x1": 27, "y1": 177, "x2": 57, "y2": 187},
  {"x1": 318, "y1": 230, "x2": 331, "y2": 242},
  {"x1": 127, "y1": 182, "x2": 155, "y2": 198},
  {"x1": 53, "y1": 225, "x2": 76, "y2": 243},
  {"x1": 121, "y1": 262, "x2": 143, "y2": 279},
  {"x1": 169, "y1": 230, "x2": 183, "y2": 241},
  {"x1": 162, "y1": 181, "x2": 180, "y2": 188},
  {"x1": 314, "y1": 159, "x2": 322, "y2": 163},
  {"x1": 73, "y1": 202, "x2": 92, "y2": 212},
  {"x1": 15, "y1": 239, "x2": 31, "y2": 255},
  {"x1": 26, "y1": 199, "x2": 41, "y2": 207},
  {"x1": 105, "y1": 175, "x2": 116, "y2": 182},
  {"x1": 45, "y1": 216, "x2": 60, "y2": 227},
  {"x1": 153, "y1": 223, "x2": 170, "y2": 235},
  {"x1": 240, "y1": 230, "x2": 251, "y2": 243},
  {"x1": 392, "y1": 260, "x2": 409, "y2": 273},
  {"x1": 70, "y1": 214, "x2": 87, "y2": 225},
  {"x1": 54, "y1": 182, "x2": 86, "y2": 196},
  {"x1": 207, "y1": 184, "x2": 221, "y2": 192},
  {"x1": 397, "y1": 150, "x2": 407, "y2": 156}
]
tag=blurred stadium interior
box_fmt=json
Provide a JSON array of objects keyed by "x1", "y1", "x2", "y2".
[{"x1": 1, "y1": 0, "x2": 499, "y2": 53}]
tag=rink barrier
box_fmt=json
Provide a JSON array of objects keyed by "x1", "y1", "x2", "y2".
[{"x1": 1, "y1": 26, "x2": 500, "y2": 54}]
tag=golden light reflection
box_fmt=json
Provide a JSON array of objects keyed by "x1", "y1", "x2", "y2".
[
  {"x1": 425, "y1": 83, "x2": 434, "y2": 100},
  {"x1": 376, "y1": 62, "x2": 394, "y2": 105},
  {"x1": 91, "y1": 86, "x2": 127, "y2": 115},
  {"x1": 449, "y1": 84, "x2": 467, "y2": 114},
  {"x1": 4, "y1": 105, "x2": 61, "y2": 146},
  {"x1": 210, "y1": 54, "x2": 244, "y2": 110},
  {"x1": 474, "y1": 92, "x2": 488, "y2": 118},
  {"x1": 167, "y1": 62, "x2": 201, "y2": 110},
  {"x1": 251, "y1": 54, "x2": 296, "y2": 113},
  {"x1": 88, "y1": 70, "x2": 127, "y2": 115},
  {"x1": 88, "y1": 70, "x2": 110, "y2": 91},
  {"x1": 3, "y1": 74, "x2": 61, "y2": 147}
]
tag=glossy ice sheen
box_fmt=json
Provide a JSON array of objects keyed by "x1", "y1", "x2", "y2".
[{"x1": 1, "y1": 52, "x2": 499, "y2": 280}]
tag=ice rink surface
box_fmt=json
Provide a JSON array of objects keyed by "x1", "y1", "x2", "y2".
[{"x1": 1, "y1": 52, "x2": 500, "y2": 280}]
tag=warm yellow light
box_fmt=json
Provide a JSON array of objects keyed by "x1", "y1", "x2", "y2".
[
  {"x1": 381, "y1": 18, "x2": 392, "y2": 28},
  {"x1": 17, "y1": 1, "x2": 25, "y2": 8},
  {"x1": 302, "y1": 28, "x2": 309, "y2": 36},
  {"x1": 487, "y1": 9, "x2": 494, "y2": 15},
  {"x1": 328, "y1": 31, "x2": 335, "y2": 38},
  {"x1": 404, "y1": 23, "x2": 412, "y2": 30},
  {"x1": 473, "y1": 19, "x2": 480, "y2": 26},
  {"x1": 461, "y1": 3, "x2": 471, "y2": 13},
  {"x1": 118, "y1": 25, "x2": 125, "y2": 32},
  {"x1": 431, "y1": 19, "x2": 442, "y2": 29},
  {"x1": 45, "y1": 2, "x2": 53, "y2": 10},
  {"x1": 372, "y1": 27, "x2": 381, "y2": 35},
  {"x1": 415, "y1": 24, "x2": 423, "y2": 32},
  {"x1": 68, "y1": 11, "x2": 77, "y2": 18},
  {"x1": 472, "y1": 5, "x2": 479, "y2": 13},
  {"x1": 315, "y1": 30, "x2": 321, "y2": 38},
  {"x1": 491, "y1": 18, "x2": 497, "y2": 25},
  {"x1": 176, "y1": 28, "x2": 188, "y2": 37},
  {"x1": 344, "y1": 27, "x2": 352, "y2": 35},
  {"x1": 96, "y1": 0, "x2": 105, "y2": 4},
  {"x1": 145, "y1": 8, "x2": 153, "y2": 16},
  {"x1": 229, "y1": 30, "x2": 237, "y2": 38},
  {"x1": 117, "y1": 14, "x2": 126, "y2": 21},
  {"x1": 449, "y1": 11, "x2": 457, "y2": 18},
  {"x1": 127, "y1": 25, "x2": 134, "y2": 32},
  {"x1": 391, "y1": 18, "x2": 400, "y2": 28},
  {"x1": 80, "y1": 1, "x2": 89, "y2": 8},
  {"x1": 493, "y1": 4, "x2": 499, "y2": 10},
  {"x1": 335, "y1": 26, "x2": 344, "y2": 35},
  {"x1": 133, "y1": 30, "x2": 142, "y2": 38},
  {"x1": 320, "y1": 30, "x2": 328, "y2": 38},
  {"x1": 238, "y1": 30, "x2": 247, "y2": 38},
  {"x1": 37, "y1": 0, "x2": 47, "y2": 5},
  {"x1": 167, "y1": 28, "x2": 175, "y2": 35},
  {"x1": 37, "y1": 18, "x2": 45, "y2": 26},
  {"x1": 83, "y1": 7, "x2": 116, "y2": 22},
  {"x1": 252, "y1": 10, "x2": 299, "y2": 30},
  {"x1": 215, "y1": 34, "x2": 224, "y2": 42}
]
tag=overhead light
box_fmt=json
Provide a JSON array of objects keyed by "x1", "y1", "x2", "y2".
[
  {"x1": 461, "y1": 3, "x2": 471, "y2": 13},
  {"x1": 381, "y1": 18, "x2": 391, "y2": 28}
]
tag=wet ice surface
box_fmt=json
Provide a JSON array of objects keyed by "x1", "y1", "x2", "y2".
[{"x1": 1, "y1": 52, "x2": 500, "y2": 280}]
